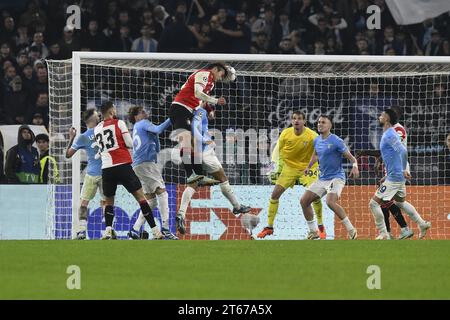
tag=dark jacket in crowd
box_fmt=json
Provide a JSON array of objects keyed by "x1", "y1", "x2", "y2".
[{"x1": 5, "y1": 125, "x2": 40, "y2": 183}]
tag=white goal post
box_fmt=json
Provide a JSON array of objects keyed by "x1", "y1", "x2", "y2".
[{"x1": 46, "y1": 52, "x2": 450, "y2": 240}]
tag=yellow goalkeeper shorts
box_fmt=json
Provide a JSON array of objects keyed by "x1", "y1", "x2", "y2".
[{"x1": 276, "y1": 164, "x2": 319, "y2": 189}]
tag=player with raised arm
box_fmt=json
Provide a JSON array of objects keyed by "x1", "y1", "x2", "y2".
[
  {"x1": 300, "y1": 115, "x2": 359, "y2": 240},
  {"x1": 94, "y1": 101, "x2": 163, "y2": 240},
  {"x1": 126, "y1": 106, "x2": 178, "y2": 240},
  {"x1": 66, "y1": 108, "x2": 104, "y2": 240},
  {"x1": 369, "y1": 109, "x2": 431, "y2": 240},
  {"x1": 169, "y1": 62, "x2": 234, "y2": 185},
  {"x1": 257, "y1": 111, "x2": 325, "y2": 239},
  {"x1": 176, "y1": 104, "x2": 251, "y2": 234}
]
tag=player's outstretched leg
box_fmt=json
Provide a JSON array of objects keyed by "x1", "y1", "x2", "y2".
[
  {"x1": 388, "y1": 204, "x2": 414, "y2": 239},
  {"x1": 394, "y1": 200, "x2": 431, "y2": 239},
  {"x1": 326, "y1": 193, "x2": 357, "y2": 239}
]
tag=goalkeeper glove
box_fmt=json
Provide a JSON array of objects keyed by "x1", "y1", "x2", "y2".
[{"x1": 268, "y1": 162, "x2": 281, "y2": 184}]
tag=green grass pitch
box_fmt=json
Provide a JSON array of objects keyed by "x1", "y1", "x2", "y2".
[{"x1": 0, "y1": 240, "x2": 449, "y2": 300}]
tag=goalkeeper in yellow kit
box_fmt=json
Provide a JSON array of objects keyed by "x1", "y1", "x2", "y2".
[{"x1": 257, "y1": 111, "x2": 325, "y2": 239}]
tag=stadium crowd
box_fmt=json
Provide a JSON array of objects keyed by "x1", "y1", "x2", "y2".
[{"x1": 0, "y1": 0, "x2": 449, "y2": 184}]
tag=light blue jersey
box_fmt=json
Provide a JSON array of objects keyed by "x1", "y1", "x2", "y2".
[
  {"x1": 380, "y1": 127, "x2": 407, "y2": 183},
  {"x1": 132, "y1": 118, "x2": 171, "y2": 166},
  {"x1": 71, "y1": 128, "x2": 102, "y2": 176},
  {"x1": 314, "y1": 133, "x2": 348, "y2": 181},
  {"x1": 192, "y1": 108, "x2": 212, "y2": 151}
]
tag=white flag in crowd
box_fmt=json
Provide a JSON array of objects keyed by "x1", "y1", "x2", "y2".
[{"x1": 386, "y1": 0, "x2": 450, "y2": 25}]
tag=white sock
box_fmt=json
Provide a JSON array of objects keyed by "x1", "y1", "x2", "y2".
[
  {"x1": 369, "y1": 199, "x2": 388, "y2": 234},
  {"x1": 306, "y1": 219, "x2": 318, "y2": 232},
  {"x1": 151, "y1": 226, "x2": 161, "y2": 237},
  {"x1": 157, "y1": 192, "x2": 170, "y2": 229},
  {"x1": 179, "y1": 186, "x2": 196, "y2": 218},
  {"x1": 395, "y1": 201, "x2": 425, "y2": 225},
  {"x1": 341, "y1": 217, "x2": 354, "y2": 232},
  {"x1": 149, "y1": 197, "x2": 158, "y2": 210},
  {"x1": 133, "y1": 212, "x2": 146, "y2": 231},
  {"x1": 219, "y1": 181, "x2": 240, "y2": 209},
  {"x1": 105, "y1": 226, "x2": 112, "y2": 232},
  {"x1": 79, "y1": 219, "x2": 87, "y2": 231}
]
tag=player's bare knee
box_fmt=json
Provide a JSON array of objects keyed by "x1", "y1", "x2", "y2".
[
  {"x1": 271, "y1": 185, "x2": 284, "y2": 200},
  {"x1": 300, "y1": 196, "x2": 312, "y2": 208}
]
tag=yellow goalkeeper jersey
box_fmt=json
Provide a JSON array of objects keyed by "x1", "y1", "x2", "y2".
[{"x1": 272, "y1": 126, "x2": 318, "y2": 170}]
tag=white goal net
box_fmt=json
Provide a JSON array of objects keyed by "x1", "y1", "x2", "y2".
[{"x1": 46, "y1": 53, "x2": 450, "y2": 240}]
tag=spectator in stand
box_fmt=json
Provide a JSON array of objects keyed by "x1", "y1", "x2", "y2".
[
  {"x1": 0, "y1": 16, "x2": 16, "y2": 49},
  {"x1": 19, "y1": 0, "x2": 47, "y2": 29},
  {"x1": 0, "y1": 42, "x2": 14, "y2": 64},
  {"x1": 425, "y1": 30, "x2": 446, "y2": 56},
  {"x1": 16, "y1": 50, "x2": 29, "y2": 71},
  {"x1": 112, "y1": 25, "x2": 133, "y2": 52},
  {"x1": 14, "y1": 25, "x2": 30, "y2": 53},
  {"x1": 3, "y1": 64, "x2": 17, "y2": 88},
  {"x1": 59, "y1": 26, "x2": 81, "y2": 59},
  {"x1": 32, "y1": 66, "x2": 48, "y2": 98},
  {"x1": 153, "y1": 5, "x2": 172, "y2": 41},
  {"x1": 82, "y1": 19, "x2": 108, "y2": 52},
  {"x1": 35, "y1": 133, "x2": 59, "y2": 184},
  {"x1": 277, "y1": 36, "x2": 296, "y2": 54},
  {"x1": 158, "y1": 13, "x2": 195, "y2": 53},
  {"x1": 140, "y1": 9, "x2": 154, "y2": 27},
  {"x1": 46, "y1": 42, "x2": 63, "y2": 60},
  {"x1": 290, "y1": 30, "x2": 307, "y2": 54},
  {"x1": 102, "y1": 16, "x2": 118, "y2": 50},
  {"x1": 131, "y1": 24, "x2": 158, "y2": 52},
  {"x1": 272, "y1": 11, "x2": 296, "y2": 48},
  {"x1": 207, "y1": 14, "x2": 229, "y2": 53},
  {"x1": 223, "y1": 11, "x2": 252, "y2": 54},
  {"x1": 251, "y1": 31, "x2": 271, "y2": 54},
  {"x1": 251, "y1": 6, "x2": 275, "y2": 42},
  {"x1": 21, "y1": 64, "x2": 34, "y2": 93},
  {"x1": 5, "y1": 125, "x2": 40, "y2": 184},
  {"x1": 326, "y1": 36, "x2": 340, "y2": 54},
  {"x1": 355, "y1": 38, "x2": 369, "y2": 55},
  {"x1": 31, "y1": 112, "x2": 44, "y2": 126},
  {"x1": 3, "y1": 75, "x2": 32, "y2": 125},
  {"x1": 381, "y1": 25, "x2": 395, "y2": 54},
  {"x1": 216, "y1": 6, "x2": 233, "y2": 29},
  {"x1": 312, "y1": 17, "x2": 333, "y2": 44},
  {"x1": 188, "y1": 21, "x2": 212, "y2": 52},
  {"x1": 30, "y1": 92, "x2": 49, "y2": 127},
  {"x1": 29, "y1": 32, "x2": 48, "y2": 59},
  {"x1": 314, "y1": 39, "x2": 326, "y2": 54}
]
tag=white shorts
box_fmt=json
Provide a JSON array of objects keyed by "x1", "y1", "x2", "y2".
[
  {"x1": 81, "y1": 174, "x2": 104, "y2": 201},
  {"x1": 308, "y1": 178, "x2": 346, "y2": 198},
  {"x1": 202, "y1": 148, "x2": 223, "y2": 174},
  {"x1": 133, "y1": 162, "x2": 165, "y2": 194},
  {"x1": 375, "y1": 180, "x2": 406, "y2": 201}
]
